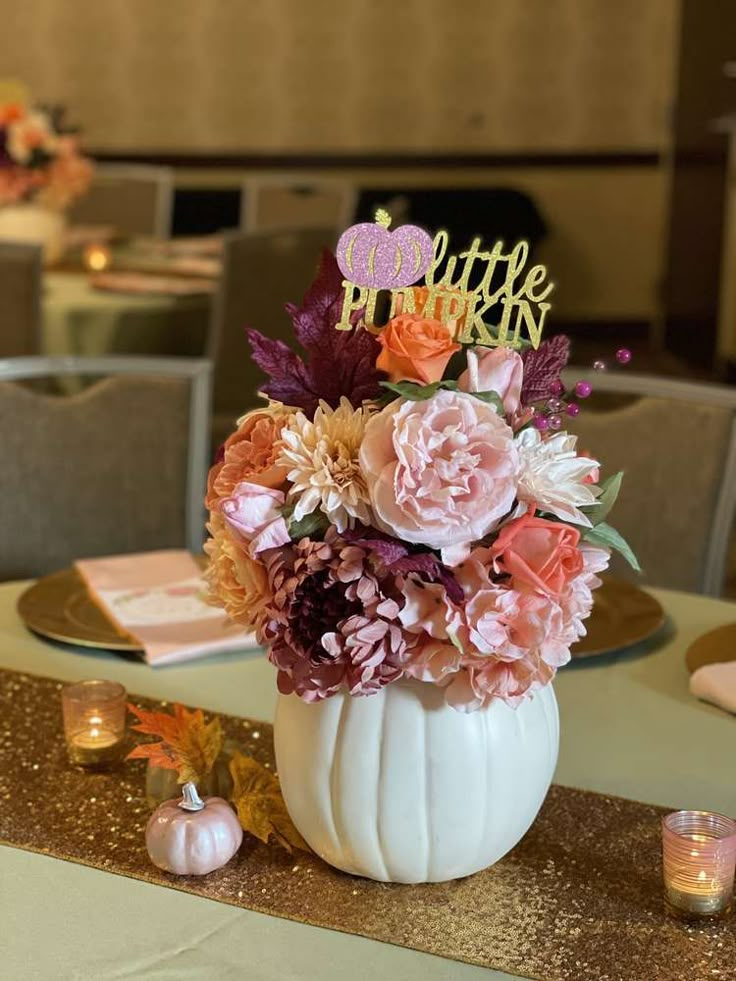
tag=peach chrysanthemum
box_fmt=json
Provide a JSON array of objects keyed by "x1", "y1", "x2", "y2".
[
  {"x1": 203, "y1": 514, "x2": 270, "y2": 630},
  {"x1": 278, "y1": 397, "x2": 372, "y2": 533}
]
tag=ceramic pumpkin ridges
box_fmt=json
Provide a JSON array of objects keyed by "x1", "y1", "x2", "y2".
[
  {"x1": 336, "y1": 209, "x2": 434, "y2": 290},
  {"x1": 274, "y1": 677, "x2": 559, "y2": 884},
  {"x1": 145, "y1": 782, "x2": 243, "y2": 876}
]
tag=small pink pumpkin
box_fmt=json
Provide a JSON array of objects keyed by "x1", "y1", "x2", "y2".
[
  {"x1": 337, "y1": 209, "x2": 434, "y2": 289},
  {"x1": 146, "y1": 782, "x2": 243, "y2": 876}
]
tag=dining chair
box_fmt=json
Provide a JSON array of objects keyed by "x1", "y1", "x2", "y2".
[
  {"x1": 0, "y1": 355, "x2": 211, "y2": 580},
  {"x1": 208, "y1": 227, "x2": 336, "y2": 449},
  {"x1": 240, "y1": 176, "x2": 357, "y2": 236},
  {"x1": 561, "y1": 368, "x2": 736, "y2": 595},
  {"x1": 68, "y1": 164, "x2": 175, "y2": 239},
  {"x1": 0, "y1": 242, "x2": 42, "y2": 357}
]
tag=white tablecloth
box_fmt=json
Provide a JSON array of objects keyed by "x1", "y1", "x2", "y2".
[{"x1": 1, "y1": 581, "x2": 735, "y2": 981}]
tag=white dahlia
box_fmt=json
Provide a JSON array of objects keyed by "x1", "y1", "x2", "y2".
[
  {"x1": 278, "y1": 397, "x2": 373, "y2": 533},
  {"x1": 514, "y1": 428, "x2": 599, "y2": 526}
]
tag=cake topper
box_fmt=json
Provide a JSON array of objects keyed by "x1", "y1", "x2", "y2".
[{"x1": 336, "y1": 211, "x2": 554, "y2": 350}]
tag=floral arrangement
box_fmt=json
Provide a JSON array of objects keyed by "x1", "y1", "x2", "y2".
[
  {"x1": 205, "y1": 247, "x2": 638, "y2": 712},
  {"x1": 0, "y1": 101, "x2": 93, "y2": 209}
]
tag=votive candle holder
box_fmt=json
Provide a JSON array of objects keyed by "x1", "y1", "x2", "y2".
[
  {"x1": 82, "y1": 243, "x2": 111, "y2": 272},
  {"x1": 662, "y1": 810, "x2": 736, "y2": 919},
  {"x1": 61, "y1": 680, "x2": 127, "y2": 769}
]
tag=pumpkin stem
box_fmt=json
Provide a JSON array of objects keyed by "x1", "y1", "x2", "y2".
[
  {"x1": 179, "y1": 781, "x2": 205, "y2": 812},
  {"x1": 374, "y1": 207, "x2": 392, "y2": 229}
]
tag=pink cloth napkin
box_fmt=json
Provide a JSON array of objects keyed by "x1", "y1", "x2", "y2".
[
  {"x1": 75, "y1": 550, "x2": 256, "y2": 666},
  {"x1": 690, "y1": 661, "x2": 736, "y2": 715}
]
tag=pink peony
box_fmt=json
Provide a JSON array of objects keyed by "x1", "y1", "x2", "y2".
[
  {"x1": 360, "y1": 390, "x2": 519, "y2": 551},
  {"x1": 491, "y1": 514, "x2": 583, "y2": 597},
  {"x1": 458, "y1": 347, "x2": 524, "y2": 416},
  {"x1": 259, "y1": 530, "x2": 406, "y2": 702},
  {"x1": 220, "y1": 481, "x2": 291, "y2": 556}
]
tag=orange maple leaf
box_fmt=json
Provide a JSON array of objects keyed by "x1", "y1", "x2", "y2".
[{"x1": 126, "y1": 703, "x2": 224, "y2": 785}]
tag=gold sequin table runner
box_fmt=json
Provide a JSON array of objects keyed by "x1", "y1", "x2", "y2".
[{"x1": 0, "y1": 667, "x2": 732, "y2": 981}]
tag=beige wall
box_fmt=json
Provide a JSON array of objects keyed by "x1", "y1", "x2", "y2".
[
  {"x1": 2, "y1": 0, "x2": 677, "y2": 153},
  {"x1": 1, "y1": 0, "x2": 677, "y2": 323}
]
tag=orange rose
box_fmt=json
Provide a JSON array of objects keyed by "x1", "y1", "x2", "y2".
[
  {"x1": 396, "y1": 285, "x2": 467, "y2": 338},
  {"x1": 206, "y1": 408, "x2": 290, "y2": 509},
  {"x1": 376, "y1": 314, "x2": 461, "y2": 385}
]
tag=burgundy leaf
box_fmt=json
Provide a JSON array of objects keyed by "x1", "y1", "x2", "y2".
[
  {"x1": 392, "y1": 553, "x2": 465, "y2": 604},
  {"x1": 340, "y1": 527, "x2": 409, "y2": 567},
  {"x1": 521, "y1": 334, "x2": 571, "y2": 405},
  {"x1": 246, "y1": 250, "x2": 385, "y2": 415},
  {"x1": 245, "y1": 330, "x2": 320, "y2": 409},
  {"x1": 341, "y1": 528, "x2": 465, "y2": 605}
]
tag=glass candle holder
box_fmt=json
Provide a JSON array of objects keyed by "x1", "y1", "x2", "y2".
[
  {"x1": 61, "y1": 680, "x2": 127, "y2": 768},
  {"x1": 662, "y1": 810, "x2": 736, "y2": 919}
]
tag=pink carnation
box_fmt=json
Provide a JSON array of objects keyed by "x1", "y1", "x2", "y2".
[{"x1": 360, "y1": 390, "x2": 519, "y2": 551}]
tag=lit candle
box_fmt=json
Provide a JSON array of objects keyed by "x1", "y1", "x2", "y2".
[
  {"x1": 662, "y1": 810, "x2": 736, "y2": 918},
  {"x1": 83, "y1": 243, "x2": 111, "y2": 272},
  {"x1": 61, "y1": 680, "x2": 127, "y2": 768}
]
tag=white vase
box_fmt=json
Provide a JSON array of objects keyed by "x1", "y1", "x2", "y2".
[
  {"x1": 274, "y1": 676, "x2": 559, "y2": 883},
  {"x1": 0, "y1": 203, "x2": 66, "y2": 265}
]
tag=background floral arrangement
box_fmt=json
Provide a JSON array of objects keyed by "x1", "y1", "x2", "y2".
[
  {"x1": 205, "y1": 251, "x2": 638, "y2": 712},
  {"x1": 0, "y1": 101, "x2": 93, "y2": 209}
]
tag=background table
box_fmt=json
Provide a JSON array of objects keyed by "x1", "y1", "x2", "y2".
[
  {"x1": 1, "y1": 581, "x2": 735, "y2": 981},
  {"x1": 42, "y1": 271, "x2": 211, "y2": 363}
]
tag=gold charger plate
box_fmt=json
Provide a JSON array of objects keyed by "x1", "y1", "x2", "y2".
[
  {"x1": 570, "y1": 577, "x2": 665, "y2": 658},
  {"x1": 17, "y1": 568, "x2": 141, "y2": 652},
  {"x1": 685, "y1": 623, "x2": 736, "y2": 674}
]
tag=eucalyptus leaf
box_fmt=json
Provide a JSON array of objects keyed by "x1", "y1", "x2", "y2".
[
  {"x1": 288, "y1": 510, "x2": 329, "y2": 540},
  {"x1": 581, "y1": 471, "x2": 624, "y2": 526},
  {"x1": 582, "y1": 521, "x2": 641, "y2": 572}
]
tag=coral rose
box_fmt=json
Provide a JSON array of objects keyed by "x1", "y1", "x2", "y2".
[
  {"x1": 491, "y1": 514, "x2": 583, "y2": 596},
  {"x1": 376, "y1": 314, "x2": 461, "y2": 385},
  {"x1": 206, "y1": 408, "x2": 290, "y2": 509},
  {"x1": 458, "y1": 347, "x2": 523, "y2": 416},
  {"x1": 360, "y1": 389, "x2": 519, "y2": 550}
]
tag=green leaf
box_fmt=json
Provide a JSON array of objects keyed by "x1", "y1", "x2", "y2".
[
  {"x1": 582, "y1": 521, "x2": 641, "y2": 572},
  {"x1": 288, "y1": 510, "x2": 328, "y2": 540},
  {"x1": 581, "y1": 471, "x2": 624, "y2": 526},
  {"x1": 379, "y1": 379, "x2": 459, "y2": 401},
  {"x1": 469, "y1": 390, "x2": 504, "y2": 414}
]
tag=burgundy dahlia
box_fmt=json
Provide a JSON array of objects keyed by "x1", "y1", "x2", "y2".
[{"x1": 258, "y1": 531, "x2": 406, "y2": 701}]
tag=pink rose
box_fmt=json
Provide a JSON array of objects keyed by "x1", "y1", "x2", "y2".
[
  {"x1": 457, "y1": 348, "x2": 524, "y2": 416},
  {"x1": 491, "y1": 514, "x2": 583, "y2": 596},
  {"x1": 360, "y1": 390, "x2": 519, "y2": 550},
  {"x1": 220, "y1": 481, "x2": 291, "y2": 556}
]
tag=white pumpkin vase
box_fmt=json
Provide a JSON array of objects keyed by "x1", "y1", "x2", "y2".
[
  {"x1": 0, "y1": 203, "x2": 66, "y2": 265},
  {"x1": 274, "y1": 676, "x2": 559, "y2": 884}
]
